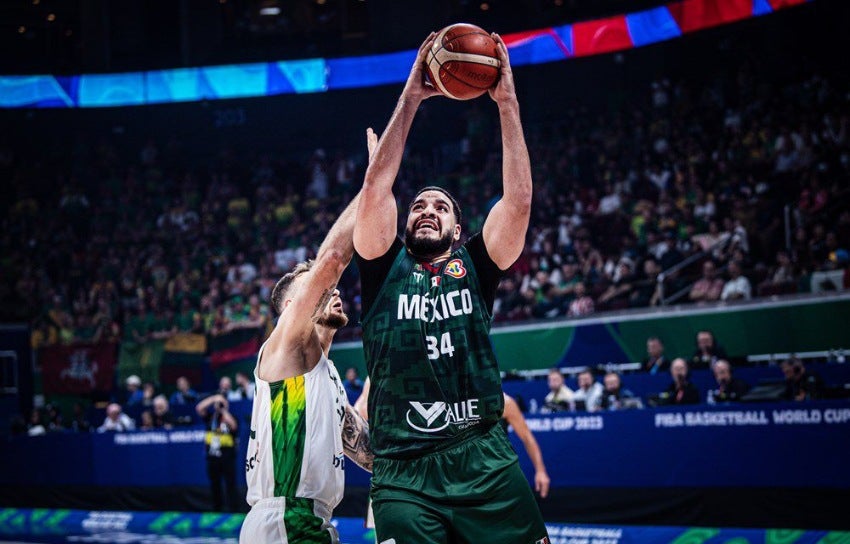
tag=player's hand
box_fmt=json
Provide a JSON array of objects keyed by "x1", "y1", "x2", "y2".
[
  {"x1": 402, "y1": 32, "x2": 441, "y2": 102},
  {"x1": 488, "y1": 33, "x2": 517, "y2": 105},
  {"x1": 366, "y1": 127, "x2": 378, "y2": 162},
  {"x1": 535, "y1": 470, "x2": 550, "y2": 499}
]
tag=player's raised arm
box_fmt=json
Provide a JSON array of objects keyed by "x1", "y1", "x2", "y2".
[
  {"x1": 270, "y1": 128, "x2": 378, "y2": 352},
  {"x1": 354, "y1": 34, "x2": 440, "y2": 260},
  {"x1": 482, "y1": 33, "x2": 532, "y2": 270}
]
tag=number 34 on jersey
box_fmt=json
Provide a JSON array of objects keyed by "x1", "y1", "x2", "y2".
[{"x1": 425, "y1": 332, "x2": 456, "y2": 360}]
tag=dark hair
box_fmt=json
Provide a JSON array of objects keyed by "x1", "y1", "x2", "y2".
[
  {"x1": 270, "y1": 260, "x2": 314, "y2": 315},
  {"x1": 411, "y1": 186, "x2": 462, "y2": 225}
]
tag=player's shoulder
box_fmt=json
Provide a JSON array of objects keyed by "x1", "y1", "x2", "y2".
[{"x1": 459, "y1": 232, "x2": 484, "y2": 254}]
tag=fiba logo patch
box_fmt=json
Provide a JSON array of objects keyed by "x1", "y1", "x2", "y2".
[{"x1": 445, "y1": 259, "x2": 467, "y2": 278}]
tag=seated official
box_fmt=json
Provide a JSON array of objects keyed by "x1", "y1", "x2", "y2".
[
  {"x1": 707, "y1": 359, "x2": 750, "y2": 403},
  {"x1": 659, "y1": 358, "x2": 700, "y2": 405},
  {"x1": 542, "y1": 368, "x2": 575, "y2": 412},
  {"x1": 599, "y1": 372, "x2": 642, "y2": 410}
]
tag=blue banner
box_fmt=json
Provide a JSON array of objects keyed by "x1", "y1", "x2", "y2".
[
  {"x1": 507, "y1": 400, "x2": 850, "y2": 489},
  {"x1": 3, "y1": 400, "x2": 848, "y2": 490},
  {"x1": 0, "y1": 1, "x2": 813, "y2": 108}
]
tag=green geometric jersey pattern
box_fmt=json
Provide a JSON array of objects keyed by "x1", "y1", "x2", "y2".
[{"x1": 361, "y1": 244, "x2": 504, "y2": 458}]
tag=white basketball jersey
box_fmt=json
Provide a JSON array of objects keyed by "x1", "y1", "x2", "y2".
[{"x1": 245, "y1": 344, "x2": 347, "y2": 512}]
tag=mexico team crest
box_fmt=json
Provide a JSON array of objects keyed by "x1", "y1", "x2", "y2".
[{"x1": 444, "y1": 259, "x2": 466, "y2": 278}]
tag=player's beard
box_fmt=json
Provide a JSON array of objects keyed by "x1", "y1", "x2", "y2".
[
  {"x1": 405, "y1": 225, "x2": 454, "y2": 260},
  {"x1": 317, "y1": 311, "x2": 348, "y2": 330}
]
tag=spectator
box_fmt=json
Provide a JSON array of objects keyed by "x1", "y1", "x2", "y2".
[
  {"x1": 123, "y1": 375, "x2": 144, "y2": 406},
  {"x1": 542, "y1": 368, "x2": 574, "y2": 413},
  {"x1": 707, "y1": 360, "x2": 750, "y2": 404},
  {"x1": 691, "y1": 330, "x2": 727, "y2": 369},
  {"x1": 140, "y1": 410, "x2": 155, "y2": 431},
  {"x1": 170, "y1": 376, "x2": 199, "y2": 406},
  {"x1": 572, "y1": 369, "x2": 604, "y2": 412},
  {"x1": 140, "y1": 381, "x2": 157, "y2": 408},
  {"x1": 27, "y1": 408, "x2": 46, "y2": 436},
  {"x1": 152, "y1": 395, "x2": 174, "y2": 429},
  {"x1": 689, "y1": 261, "x2": 724, "y2": 303},
  {"x1": 758, "y1": 251, "x2": 796, "y2": 296},
  {"x1": 567, "y1": 282, "x2": 594, "y2": 318},
  {"x1": 174, "y1": 298, "x2": 203, "y2": 333},
  {"x1": 217, "y1": 376, "x2": 235, "y2": 400},
  {"x1": 721, "y1": 261, "x2": 752, "y2": 301},
  {"x1": 642, "y1": 336, "x2": 669, "y2": 374},
  {"x1": 97, "y1": 403, "x2": 136, "y2": 432},
  {"x1": 597, "y1": 260, "x2": 636, "y2": 310},
  {"x1": 662, "y1": 358, "x2": 700, "y2": 405},
  {"x1": 41, "y1": 403, "x2": 63, "y2": 432},
  {"x1": 630, "y1": 258, "x2": 662, "y2": 308},
  {"x1": 231, "y1": 371, "x2": 255, "y2": 402},
  {"x1": 343, "y1": 367, "x2": 364, "y2": 405},
  {"x1": 599, "y1": 372, "x2": 641, "y2": 410},
  {"x1": 69, "y1": 402, "x2": 92, "y2": 433},
  {"x1": 196, "y1": 394, "x2": 239, "y2": 512},
  {"x1": 781, "y1": 358, "x2": 824, "y2": 401}
]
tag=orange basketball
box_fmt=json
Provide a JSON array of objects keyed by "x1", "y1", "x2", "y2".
[{"x1": 425, "y1": 23, "x2": 501, "y2": 101}]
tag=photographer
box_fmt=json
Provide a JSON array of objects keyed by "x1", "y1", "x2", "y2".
[{"x1": 196, "y1": 394, "x2": 239, "y2": 512}]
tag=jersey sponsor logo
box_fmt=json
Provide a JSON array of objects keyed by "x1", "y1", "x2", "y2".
[
  {"x1": 405, "y1": 399, "x2": 481, "y2": 433},
  {"x1": 397, "y1": 289, "x2": 473, "y2": 322},
  {"x1": 445, "y1": 259, "x2": 467, "y2": 278},
  {"x1": 413, "y1": 271, "x2": 424, "y2": 283}
]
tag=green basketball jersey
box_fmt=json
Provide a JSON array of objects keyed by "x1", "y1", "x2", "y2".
[{"x1": 361, "y1": 242, "x2": 505, "y2": 458}]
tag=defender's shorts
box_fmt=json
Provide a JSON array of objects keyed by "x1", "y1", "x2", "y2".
[
  {"x1": 370, "y1": 424, "x2": 549, "y2": 544},
  {"x1": 239, "y1": 496, "x2": 339, "y2": 544}
]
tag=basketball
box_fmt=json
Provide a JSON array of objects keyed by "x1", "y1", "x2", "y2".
[{"x1": 425, "y1": 23, "x2": 501, "y2": 101}]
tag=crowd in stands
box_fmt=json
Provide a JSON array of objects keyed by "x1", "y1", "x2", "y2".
[
  {"x1": 4, "y1": 65, "x2": 848, "y2": 356},
  {"x1": 539, "y1": 331, "x2": 832, "y2": 415},
  {"x1": 2, "y1": 48, "x2": 849, "y2": 424}
]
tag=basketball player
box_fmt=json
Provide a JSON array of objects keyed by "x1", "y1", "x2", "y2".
[
  {"x1": 353, "y1": 33, "x2": 549, "y2": 543},
  {"x1": 239, "y1": 130, "x2": 377, "y2": 544}
]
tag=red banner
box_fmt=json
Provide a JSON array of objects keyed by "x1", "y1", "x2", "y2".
[{"x1": 40, "y1": 342, "x2": 118, "y2": 395}]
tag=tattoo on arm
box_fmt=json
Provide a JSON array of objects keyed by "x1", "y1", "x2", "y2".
[
  {"x1": 311, "y1": 285, "x2": 336, "y2": 323},
  {"x1": 342, "y1": 404, "x2": 374, "y2": 472}
]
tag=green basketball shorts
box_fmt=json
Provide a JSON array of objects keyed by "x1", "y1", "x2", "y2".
[{"x1": 370, "y1": 424, "x2": 549, "y2": 544}]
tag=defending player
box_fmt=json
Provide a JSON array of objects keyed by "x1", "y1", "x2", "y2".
[
  {"x1": 353, "y1": 33, "x2": 549, "y2": 543},
  {"x1": 239, "y1": 130, "x2": 377, "y2": 544}
]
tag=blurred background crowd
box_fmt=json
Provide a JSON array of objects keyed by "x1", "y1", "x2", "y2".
[{"x1": 1, "y1": 0, "x2": 848, "y2": 437}]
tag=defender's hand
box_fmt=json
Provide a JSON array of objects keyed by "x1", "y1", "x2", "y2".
[{"x1": 366, "y1": 127, "x2": 378, "y2": 161}]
